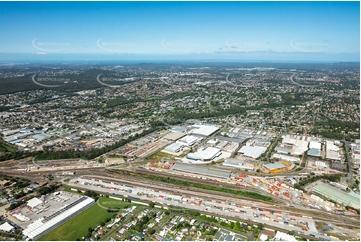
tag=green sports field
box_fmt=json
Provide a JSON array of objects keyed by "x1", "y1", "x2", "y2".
[{"x1": 38, "y1": 197, "x2": 132, "y2": 241}]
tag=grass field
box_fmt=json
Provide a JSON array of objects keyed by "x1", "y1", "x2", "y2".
[
  {"x1": 146, "y1": 151, "x2": 175, "y2": 160},
  {"x1": 38, "y1": 197, "x2": 131, "y2": 241}
]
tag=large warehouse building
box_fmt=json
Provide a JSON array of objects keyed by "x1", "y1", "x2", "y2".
[
  {"x1": 171, "y1": 162, "x2": 231, "y2": 179},
  {"x1": 312, "y1": 183, "x2": 360, "y2": 209},
  {"x1": 238, "y1": 145, "x2": 266, "y2": 159},
  {"x1": 176, "y1": 135, "x2": 199, "y2": 146},
  {"x1": 186, "y1": 147, "x2": 222, "y2": 161},
  {"x1": 23, "y1": 196, "x2": 95, "y2": 240},
  {"x1": 189, "y1": 124, "x2": 219, "y2": 137},
  {"x1": 163, "y1": 143, "x2": 184, "y2": 154},
  {"x1": 223, "y1": 158, "x2": 254, "y2": 171}
]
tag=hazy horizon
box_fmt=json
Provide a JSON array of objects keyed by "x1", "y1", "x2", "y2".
[{"x1": 0, "y1": 1, "x2": 359, "y2": 62}]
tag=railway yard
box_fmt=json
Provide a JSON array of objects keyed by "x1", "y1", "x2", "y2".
[
  {"x1": 0, "y1": 150, "x2": 360, "y2": 241},
  {"x1": 1, "y1": 157, "x2": 360, "y2": 241}
]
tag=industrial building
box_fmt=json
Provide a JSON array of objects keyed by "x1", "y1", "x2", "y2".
[
  {"x1": 281, "y1": 134, "x2": 310, "y2": 156},
  {"x1": 326, "y1": 140, "x2": 340, "y2": 152},
  {"x1": 309, "y1": 141, "x2": 322, "y2": 150},
  {"x1": 33, "y1": 134, "x2": 52, "y2": 142},
  {"x1": 171, "y1": 162, "x2": 231, "y2": 179},
  {"x1": 312, "y1": 183, "x2": 360, "y2": 209},
  {"x1": 274, "y1": 231, "x2": 296, "y2": 241},
  {"x1": 272, "y1": 153, "x2": 300, "y2": 163},
  {"x1": 162, "y1": 132, "x2": 186, "y2": 141},
  {"x1": 262, "y1": 163, "x2": 287, "y2": 173},
  {"x1": 189, "y1": 124, "x2": 219, "y2": 137},
  {"x1": 330, "y1": 182, "x2": 348, "y2": 192},
  {"x1": 238, "y1": 145, "x2": 266, "y2": 159},
  {"x1": 1, "y1": 129, "x2": 20, "y2": 136},
  {"x1": 215, "y1": 135, "x2": 246, "y2": 144},
  {"x1": 326, "y1": 150, "x2": 341, "y2": 161},
  {"x1": 307, "y1": 148, "x2": 321, "y2": 157},
  {"x1": 246, "y1": 138, "x2": 270, "y2": 147},
  {"x1": 223, "y1": 142, "x2": 239, "y2": 153},
  {"x1": 222, "y1": 158, "x2": 254, "y2": 171},
  {"x1": 331, "y1": 161, "x2": 346, "y2": 170},
  {"x1": 176, "y1": 135, "x2": 199, "y2": 146},
  {"x1": 0, "y1": 222, "x2": 14, "y2": 233},
  {"x1": 186, "y1": 147, "x2": 221, "y2": 161},
  {"x1": 290, "y1": 139, "x2": 309, "y2": 156},
  {"x1": 163, "y1": 143, "x2": 184, "y2": 154},
  {"x1": 325, "y1": 140, "x2": 341, "y2": 160},
  {"x1": 282, "y1": 134, "x2": 299, "y2": 145},
  {"x1": 22, "y1": 196, "x2": 95, "y2": 240},
  {"x1": 314, "y1": 161, "x2": 327, "y2": 169},
  {"x1": 26, "y1": 197, "x2": 43, "y2": 209},
  {"x1": 170, "y1": 126, "x2": 187, "y2": 133},
  {"x1": 274, "y1": 146, "x2": 292, "y2": 154}
]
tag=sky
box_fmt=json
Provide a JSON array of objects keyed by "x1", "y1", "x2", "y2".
[{"x1": 0, "y1": 1, "x2": 359, "y2": 62}]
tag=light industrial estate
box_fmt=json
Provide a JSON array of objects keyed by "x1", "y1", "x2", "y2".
[{"x1": 0, "y1": 62, "x2": 359, "y2": 241}]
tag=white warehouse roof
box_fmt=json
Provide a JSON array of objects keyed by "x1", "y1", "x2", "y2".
[
  {"x1": 187, "y1": 147, "x2": 221, "y2": 161},
  {"x1": 326, "y1": 140, "x2": 340, "y2": 152},
  {"x1": 309, "y1": 141, "x2": 321, "y2": 150},
  {"x1": 238, "y1": 146, "x2": 266, "y2": 158},
  {"x1": 290, "y1": 139, "x2": 309, "y2": 156},
  {"x1": 190, "y1": 124, "x2": 219, "y2": 137},
  {"x1": 273, "y1": 153, "x2": 300, "y2": 163},
  {"x1": 0, "y1": 222, "x2": 14, "y2": 232},
  {"x1": 163, "y1": 143, "x2": 184, "y2": 153},
  {"x1": 274, "y1": 231, "x2": 296, "y2": 241},
  {"x1": 27, "y1": 197, "x2": 43, "y2": 209},
  {"x1": 23, "y1": 196, "x2": 95, "y2": 240},
  {"x1": 176, "y1": 135, "x2": 199, "y2": 146}
]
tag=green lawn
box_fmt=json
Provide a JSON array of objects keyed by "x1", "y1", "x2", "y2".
[
  {"x1": 146, "y1": 151, "x2": 175, "y2": 160},
  {"x1": 38, "y1": 197, "x2": 130, "y2": 241}
]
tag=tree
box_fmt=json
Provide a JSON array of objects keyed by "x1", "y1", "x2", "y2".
[
  {"x1": 149, "y1": 202, "x2": 155, "y2": 208},
  {"x1": 257, "y1": 223, "x2": 264, "y2": 230},
  {"x1": 148, "y1": 228, "x2": 156, "y2": 235}
]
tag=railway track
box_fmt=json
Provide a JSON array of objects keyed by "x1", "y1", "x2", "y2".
[
  {"x1": 83, "y1": 174, "x2": 359, "y2": 227},
  {"x1": 117, "y1": 167, "x2": 288, "y2": 204},
  {"x1": 1, "y1": 165, "x2": 358, "y2": 228}
]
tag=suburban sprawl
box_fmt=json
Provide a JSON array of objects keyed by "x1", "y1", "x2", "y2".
[{"x1": 0, "y1": 62, "x2": 359, "y2": 241}]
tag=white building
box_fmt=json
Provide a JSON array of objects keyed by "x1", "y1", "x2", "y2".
[
  {"x1": 238, "y1": 146, "x2": 266, "y2": 159},
  {"x1": 176, "y1": 135, "x2": 199, "y2": 146},
  {"x1": 27, "y1": 197, "x2": 43, "y2": 209},
  {"x1": 186, "y1": 147, "x2": 221, "y2": 161},
  {"x1": 274, "y1": 231, "x2": 296, "y2": 241},
  {"x1": 189, "y1": 124, "x2": 219, "y2": 137},
  {"x1": 23, "y1": 196, "x2": 95, "y2": 240},
  {"x1": 309, "y1": 141, "x2": 322, "y2": 150},
  {"x1": 326, "y1": 140, "x2": 340, "y2": 152},
  {"x1": 0, "y1": 222, "x2": 14, "y2": 232}
]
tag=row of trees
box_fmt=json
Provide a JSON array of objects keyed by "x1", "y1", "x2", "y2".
[{"x1": 294, "y1": 175, "x2": 342, "y2": 191}]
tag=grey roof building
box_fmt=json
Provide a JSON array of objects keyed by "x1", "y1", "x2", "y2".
[{"x1": 307, "y1": 148, "x2": 321, "y2": 157}]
